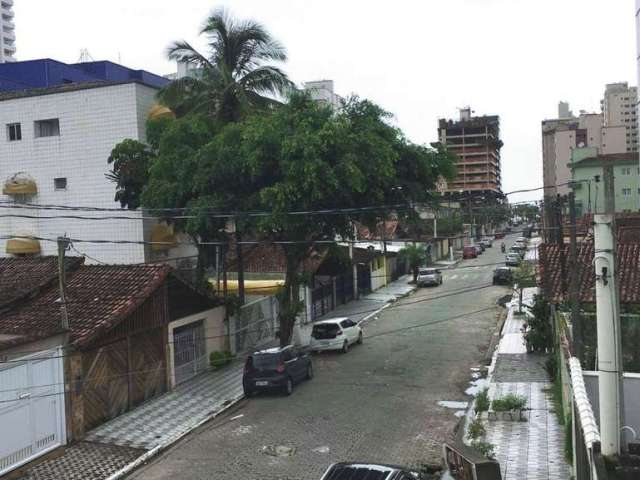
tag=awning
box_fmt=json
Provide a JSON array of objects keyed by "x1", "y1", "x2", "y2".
[
  {"x1": 150, "y1": 223, "x2": 177, "y2": 251},
  {"x1": 209, "y1": 279, "x2": 285, "y2": 296},
  {"x1": 6, "y1": 237, "x2": 41, "y2": 255},
  {"x1": 148, "y1": 104, "x2": 175, "y2": 121},
  {"x1": 3, "y1": 176, "x2": 37, "y2": 195}
]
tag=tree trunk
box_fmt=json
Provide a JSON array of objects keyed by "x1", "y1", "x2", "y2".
[
  {"x1": 279, "y1": 250, "x2": 302, "y2": 347},
  {"x1": 235, "y1": 231, "x2": 245, "y2": 305},
  {"x1": 518, "y1": 287, "x2": 523, "y2": 314},
  {"x1": 413, "y1": 266, "x2": 418, "y2": 283}
]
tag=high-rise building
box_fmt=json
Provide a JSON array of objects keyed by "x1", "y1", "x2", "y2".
[
  {"x1": 0, "y1": 0, "x2": 16, "y2": 63},
  {"x1": 541, "y1": 103, "x2": 627, "y2": 198},
  {"x1": 303, "y1": 80, "x2": 344, "y2": 111},
  {"x1": 437, "y1": 108, "x2": 502, "y2": 197},
  {"x1": 600, "y1": 82, "x2": 638, "y2": 152}
]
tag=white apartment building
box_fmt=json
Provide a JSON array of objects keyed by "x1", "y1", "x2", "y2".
[
  {"x1": 541, "y1": 104, "x2": 626, "y2": 197},
  {"x1": 0, "y1": 81, "x2": 190, "y2": 264},
  {"x1": 303, "y1": 80, "x2": 344, "y2": 111},
  {"x1": 600, "y1": 82, "x2": 638, "y2": 152},
  {"x1": 0, "y1": 0, "x2": 16, "y2": 63}
]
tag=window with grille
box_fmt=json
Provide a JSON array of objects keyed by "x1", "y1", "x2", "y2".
[
  {"x1": 6, "y1": 123, "x2": 21, "y2": 141},
  {"x1": 34, "y1": 119, "x2": 60, "y2": 138}
]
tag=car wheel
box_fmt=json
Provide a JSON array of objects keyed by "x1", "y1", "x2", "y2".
[
  {"x1": 341, "y1": 340, "x2": 349, "y2": 353},
  {"x1": 357, "y1": 332, "x2": 363, "y2": 345},
  {"x1": 284, "y1": 377, "x2": 294, "y2": 396},
  {"x1": 306, "y1": 364, "x2": 314, "y2": 380}
]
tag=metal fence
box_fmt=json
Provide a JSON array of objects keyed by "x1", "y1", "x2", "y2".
[{"x1": 229, "y1": 296, "x2": 279, "y2": 355}]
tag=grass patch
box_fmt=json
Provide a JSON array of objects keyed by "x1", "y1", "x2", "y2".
[
  {"x1": 468, "y1": 418, "x2": 486, "y2": 440},
  {"x1": 475, "y1": 388, "x2": 490, "y2": 413}
]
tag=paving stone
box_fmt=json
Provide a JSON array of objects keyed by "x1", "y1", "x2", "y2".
[{"x1": 19, "y1": 442, "x2": 144, "y2": 480}]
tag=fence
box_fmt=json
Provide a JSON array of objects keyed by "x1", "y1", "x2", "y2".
[
  {"x1": 310, "y1": 272, "x2": 355, "y2": 321},
  {"x1": 229, "y1": 295, "x2": 279, "y2": 355}
]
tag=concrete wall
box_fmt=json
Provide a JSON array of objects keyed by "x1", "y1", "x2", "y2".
[
  {"x1": 601, "y1": 125, "x2": 627, "y2": 154},
  {"x1": 573, "y1": 163, "x2": 640, "y2": 214},
  {"x1": 371, "y1": 256, "x2": 386, "y2": 291},
  {"x1": 583, "y1": 371, "x2": 640, "y2": 444},
  {"x1": 554, "y1": 129, "x2": 576, "y2": 196},
  {"x1": 166, "y1": 306, "x2": 226, "y2": 389}
]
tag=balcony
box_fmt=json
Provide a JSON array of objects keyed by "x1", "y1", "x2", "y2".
[
  {"x1": 1, "y1": 0, "x2": 14, "y2": 7},
  {"x1": 3, "y1": 29, "x2": 14, "y2": 41}
]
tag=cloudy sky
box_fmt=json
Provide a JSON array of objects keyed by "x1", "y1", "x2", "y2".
[{"x1": 14, "y1": 0, "x2": 637, "y2": 203}]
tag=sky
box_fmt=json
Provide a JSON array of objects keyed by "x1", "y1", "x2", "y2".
[{"x1": 13, "y1": 0, "x2": 638, "y2": 204}]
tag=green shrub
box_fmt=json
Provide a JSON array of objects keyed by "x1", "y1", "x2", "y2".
[
  {"x1": 468, "y1": 418, "x2": 486, "y2": 440},
  {"x1": 492, "y1": 393, "x2": 527, "y2": 411},
  {"x1": 471, "y1": 440, "x2": 496, "y2": 459},
  {"x1": 475, "y1": 388, "x2": 490, "y2": 413},
  {"x1": 210, "y1": 350, "x2": 233, "y2": 369}
]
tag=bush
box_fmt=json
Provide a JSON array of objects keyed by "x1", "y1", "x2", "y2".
[
  {"x1": 545, "y1": 355, "x2": 557, "y2": 381},
  {"x1": 210, "y1": 350, "x2": 233, "y2": 369},
  {"x1": 468, "y1": 418, "x2": 486, "y2": 440},
  {"x1": 471, "y1": 440, "x2": 496, "y2": 459},
  {"x1": 475, "y1": 388, "x2": 490, "y2": 413},
  {"x1": 492, "y1": 393, "x2": 527, "y2": 411}
]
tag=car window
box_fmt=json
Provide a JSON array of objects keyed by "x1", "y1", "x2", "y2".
[
  {"x1": 248, "y1": 354, "x2": 280, "y2": 370},
  {"x1": 340, "y1": 320, "x2": 351, "y2": 329},
  {"x1": 281, "y1": 349, "x2": 293, "y2": 362}
]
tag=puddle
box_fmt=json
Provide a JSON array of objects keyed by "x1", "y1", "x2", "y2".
[
  {"x1": 261, "y1": 445, "x2": 296, "y2": 457},
  {"x1": 437, "y1": 400, "x2": 468, "y2": 409},
  {"x1": 312, "y1": 446, "x2": 330, "y2": 454},
  {"x1": 465, "y1": 377, "x2": 489, "y2": 396}
]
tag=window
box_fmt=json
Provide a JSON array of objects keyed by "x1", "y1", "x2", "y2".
[
  {"x1": 622, "y1": 188, "x2": 632, "y2": 197},
  {"x1": 621, "y1": 167, "x2": 632, "y2": 175},
  {"x1": 54, "y1": 177, "x2": 67, "y2": 190},
  {"x1": 34, "y1": 119, "x2": 60, "y2": 138},
  {"x1": 6, "y1": 122, "x2": 21, "y2": 141}
]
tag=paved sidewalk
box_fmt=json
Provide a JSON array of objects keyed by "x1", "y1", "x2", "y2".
[{"x1": 483, "y1": 289, "x2": 571, "y2": 480}]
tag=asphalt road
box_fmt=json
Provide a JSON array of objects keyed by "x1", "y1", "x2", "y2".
[{"x1": 132, "y1": 236, "x2": 518, "y2": 480}]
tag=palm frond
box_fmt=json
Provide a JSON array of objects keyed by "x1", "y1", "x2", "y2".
[
  {"x1": 239, "y1": 66, "x2": 293, "y2": 97},
  {"x1": 166, "y1": 40, "x2": 212, "y2": 69}
]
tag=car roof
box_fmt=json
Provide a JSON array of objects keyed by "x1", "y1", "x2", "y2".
[
  {"x1": 252, "y1": 345, "x2": 293, "y2": 355},
  {"x1": 322, "y1": 462, "x2": 413, "y2": 479},
  {"x1": 315, "y1": 317, "x2": 350, "y2": 325}
]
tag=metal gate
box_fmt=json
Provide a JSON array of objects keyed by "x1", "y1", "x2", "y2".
[
  {"x1": 173, "y1": 321, "x2": 207, "y2": 385},
  {"x1": 230, "y1": 296, "x2": 278, "y2": 355},
  {"x1": 0, "y1": 348, "x2": 66, "y2": 476}
]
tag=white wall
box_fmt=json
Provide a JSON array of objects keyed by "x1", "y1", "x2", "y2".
[
  {"x1": 554, "y1": 129, "x2": 576, "y2": 196},
  {"x1": 0, "y1": 83, "x2": 166, "y2": 264}
]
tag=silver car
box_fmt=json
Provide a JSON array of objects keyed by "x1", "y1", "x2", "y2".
[
  {"x1": 505, "y1": 253, "x2": 521, "y2": 266},
  {"x1": 417, "y1": 268, "x2": 443, "y2": 287}
]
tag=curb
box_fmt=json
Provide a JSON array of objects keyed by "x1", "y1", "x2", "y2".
[{"x1": 105, "y1": 393, "x2": 244, "y2": 480}]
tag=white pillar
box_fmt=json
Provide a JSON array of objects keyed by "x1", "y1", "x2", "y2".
[{"x1": 594, "y1": 213, "x2": 623, "y2": 456}]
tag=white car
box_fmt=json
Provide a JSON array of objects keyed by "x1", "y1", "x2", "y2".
[
  {"x1": 417, "y1": 268, "x2": 443, "y2": 287},
  {"x1": 310, "y1": 318, "x2": 363, "y2": 353}
]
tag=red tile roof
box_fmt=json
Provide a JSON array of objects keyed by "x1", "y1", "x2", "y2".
[
  {"x1": 0, "y1": 264, "x2": 170, "y2": 348},
  {"x1": 0, "y1": 256, "x2": 84, "y2": 310},
  {"x1": 226, "y1": 243, "x2": 325, "y2": 274},
  {"x1": 538, "y1": 241, "x2": 640, "y2": 304}
]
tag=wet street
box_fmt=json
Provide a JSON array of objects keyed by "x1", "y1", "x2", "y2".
[{"x1": 132, "y1": 240, "x2": 514, "y2": 480}]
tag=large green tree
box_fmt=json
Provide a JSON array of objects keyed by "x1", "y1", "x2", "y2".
[{"x1": 158, "y1": 7, "x2": 293, "y2": 123}]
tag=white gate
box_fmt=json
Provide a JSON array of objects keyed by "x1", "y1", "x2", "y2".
[
  {"x1": 173, "y1": 320, "x2": 207, "y2": 386},
  {"x1": 0, "y1": 348, "x2": 66, "y2": 475},
  {"x1": 230, "y1": 296, "x2": 278, "y2": 355}
]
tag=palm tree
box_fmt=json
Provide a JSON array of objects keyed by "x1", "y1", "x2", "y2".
[{"x1": 158, "y1": 8, "x2": 293, "y2": 123}]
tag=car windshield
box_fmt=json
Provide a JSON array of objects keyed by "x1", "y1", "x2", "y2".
[
  {"x1": 248, "y1": 354, "x2": 280, "y2": 370},
  {"x1": 419, "y1": 269, "x2": 436, "y2": 275},
  {"x1": 323, "y1": 465, "x2": 393, "y2": 480}
]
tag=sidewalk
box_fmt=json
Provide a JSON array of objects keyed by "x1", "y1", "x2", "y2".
[{"x1": 482, "y1": 288, "x2": 571, "y2": 480}]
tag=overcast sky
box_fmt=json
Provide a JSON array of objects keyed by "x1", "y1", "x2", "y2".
[{"x1": 14, "y1": 0, "x2": 637, "y2": 203}]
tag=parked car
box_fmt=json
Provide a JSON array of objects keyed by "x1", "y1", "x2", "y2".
[
  {"x1": 516, "y1": 237, "x2": 528, "y2": 244},
  {"x1": 243, "y1": 345, "x2": 312, "y2": 396},
  {"x1": 510, "y1": 245, "x2": 526, "y2": 257},
  {"x1": 474, "y1": 244, "x2": 484, "y2": 254},
  {"x1": 481, "y1": 238, "x2": 493, "y2": 248},
  {"x1": 492, "y1": 267, "x2": 513, "y2": 285},
  {"x1": 494, "y1": 232, "x2": 505, "y2": 239},
  {"x1": 320, "y1": 462, "x2": 425, "y2": 480},
  {"x1": 463, "y1": 245, "x2": 477, "y2": 259},
  {"x1": 505, "y1": 253, "x2": 521, "y2": 267},
  {"x1": 417, "y1": 268, "x2": 443, "y2": 287},
  {"x1": 310, "y1": 318, "x2": 363, "y2": 353}
]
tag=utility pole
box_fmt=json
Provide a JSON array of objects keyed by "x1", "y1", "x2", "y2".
[
  {"x1": 594, "y1": 165, "x2": 624, "y2": 456},
  {"x1": 234, "y1": 221, "x2": 245, "y2": 304},
  {"x1": 351, "y1": 223, "x2": 358, "y2": 300},
  {"x1": 57, "y1": 236, "x2": 71, "y2": 330},
  {"x1": 568, "y1": 192, "x2": 583, "y2": 361}
]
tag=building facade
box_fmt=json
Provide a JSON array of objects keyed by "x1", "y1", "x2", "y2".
[
  {"x1": 600, "y1": 82, "x2": 638, "y2": 152},
  {"x1": 569, "y1": 150, "x2": 639, "y2": 215},
  {"x1": 303, "y1": 80, "x2": 344, "y2": 111},
  {"x1": 0, "y1": 59, "x2": 190, "y2": 264},
  {"x1": 541, "y1": 104, "x2": 627, "y2": 198},
  {"x1": 0, "y1": 0, "x2": 15, "y2": 63},
  {"x1": 438, "y1": 108, "x2": 503, "y2": 197}
]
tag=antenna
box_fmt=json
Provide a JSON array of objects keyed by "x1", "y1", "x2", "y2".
[{"x1": 77, "y1": 48, "x2": 94, "y2": 63}]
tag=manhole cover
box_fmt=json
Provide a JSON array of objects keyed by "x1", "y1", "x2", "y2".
[{"x1": 261, "y1": 445, "x2": 296, "y2": 457}]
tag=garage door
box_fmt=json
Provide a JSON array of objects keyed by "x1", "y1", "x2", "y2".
[
  {"x1": 173, "y1": 321, "x2": 207, "y2": 385},
  {"x1": 0, "y1": 348, "x2": 66, "y2": 475}
]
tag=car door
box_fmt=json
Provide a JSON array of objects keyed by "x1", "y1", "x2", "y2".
[
  {"x1": 288, "y1": 348, "x2": 305, "y2": 381},
  {"x1": 341, "y1": 319, "x2": 356, "y2": 344},
  {"x1": 281, "y1": 349, "x2": 296, "y2": 380}
]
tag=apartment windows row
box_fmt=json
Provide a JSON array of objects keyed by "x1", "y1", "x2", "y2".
[{"x1": 5, "y1": 119, "x2": 60, "y2": 141}]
